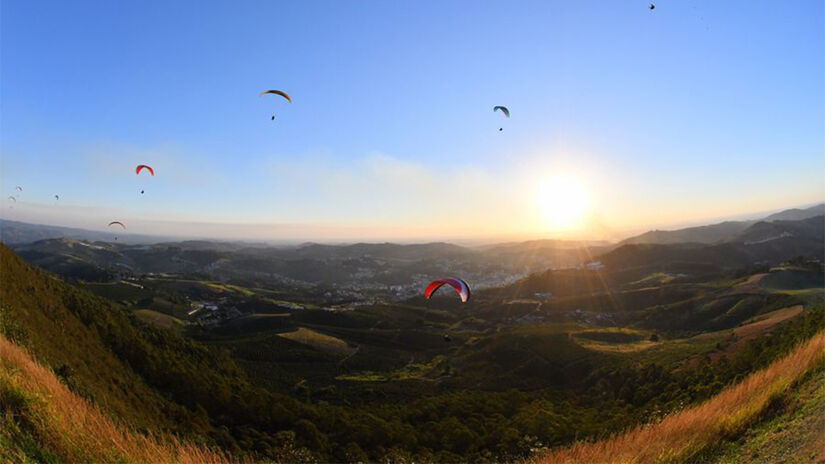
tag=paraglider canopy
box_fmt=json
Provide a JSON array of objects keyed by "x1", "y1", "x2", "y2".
[
  {"x1": 259, "y1": 90, "x2": 293, "y2": 102},
  {"x1": 7, "y1": 196, "x2": 16, "y2": 202},
  {"x1": 649, "y1": 3, "x2": 655, "y2": 10},
  {"x1": 425, "y1": 278, "x2": 471, "y2": 303},
  {"x1": 493, "y1": 106, "x2": 510, "y2": 118},
  {"x1": 15, "y1": 186, "x2": 22, "y2": 192},
  {"x1": 136, "y1": 165, "x2": 155, "y2": 176},
  {"x1": 108, "y1": 221, "x2": 126, "y2": 230},
  {"x1": 54, "y1": 195, "x2": 59, "y2": 200}
]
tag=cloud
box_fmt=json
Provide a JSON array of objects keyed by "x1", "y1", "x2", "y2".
[{"x1": 264, "y1": 151, "x2": 521, "y2": 230}]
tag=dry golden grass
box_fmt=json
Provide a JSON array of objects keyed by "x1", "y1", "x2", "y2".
[
  {"x1": 0, "y1": 335, "x2": 234, "y2": 463},
  {"x1": 535, "y1": 331, "x2": 825, "y2": 464}
]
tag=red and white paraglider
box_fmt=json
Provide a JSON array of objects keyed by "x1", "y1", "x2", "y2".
[{"x1": 425, "y1": 278, "x2": 471, "y2": 303}]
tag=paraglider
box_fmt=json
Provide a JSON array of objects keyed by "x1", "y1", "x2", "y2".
[
  {"x1": 136, "y1": 165, "x2": 154, "y2": 176},
  {"x1": 260, "y1": 90, "x2": 292, "y2": 120},
  {"x1": 494, "y1": 106, "x2": 509, "y2": 131},
  {"x1": 15, "y1": 186, "x2": 22, "y2": 192},
  {"x1": 259, "y1": 90, "x2": 292, "y2": 102},
  {"x1": 425, "y1": 278, "x2": 471, "y2": 303},
  {"x1": 54, "y1": 195, "x2": 59, "y2": 201},
  {"x1": 7, "y1": 196, "x2": 16, "y2": 202},
  {"x1": 136, "y1": 165, "x2": 153, "y2": 194},
  {"x1": 108, "y1": 221, "x2": 125, "y2": 241},
  {"x1": 649, "y1": 3, "x2": 655, "y2": 10}
]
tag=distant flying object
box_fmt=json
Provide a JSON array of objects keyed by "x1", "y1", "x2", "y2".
[
  {"x1": 108, "y1": 221, "x2": 126, "y2": 230},
  {"x1": 7, "y1": 196, "x2": 16, "y2": 202},
  {"x1": 141, "y1": 190, "x2": 145, "y2": 194},
  {"x1": 271, "y1": 115, "x2": 276, "y2": 121},
  {"x1": 15, "y1": 186, "x2": 22, "y2": 192},
  {"x1": 259, "y1": 90, "x2": 292, "y2": 102},
  {"x1": 649, "y1": 3, "x2": 655, "y2": 9},
  {"x1": 136, "y1": 165, "x2": 155, "y2": 176},
  {"x1": 494, "y1": 106, "x2": 509, "y2": 131},
  {"x1": 54, "y1": 195, "x2": 59, "y2": 200},
  {"x1": 425, "y1": 278, "x2": 471, "y2": 303}
]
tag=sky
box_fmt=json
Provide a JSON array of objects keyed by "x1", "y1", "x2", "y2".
[{"x1": 1, "y1": 0, "x2": 823, "y2": 242}]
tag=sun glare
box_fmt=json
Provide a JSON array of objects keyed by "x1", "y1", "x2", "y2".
[{"x1": 535, "y1": 175, "x2": 591, "y2": 230}]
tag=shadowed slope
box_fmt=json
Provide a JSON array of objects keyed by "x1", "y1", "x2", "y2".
[{"x1": 0, "y1": 334, "x2": 231, "y2": 463}]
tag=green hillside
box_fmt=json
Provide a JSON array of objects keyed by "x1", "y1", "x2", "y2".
[
  {"x1": 0, "y1": 244, "x2": 314, "y2": 459},
  {"x1": 2, "y1": 242, "x2": 824, "y2": 462}
]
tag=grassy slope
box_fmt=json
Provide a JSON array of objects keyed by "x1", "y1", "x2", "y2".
[
  {"x1": 0, "y1": 335, "x2": 229, "y2": 464},
  {"x1": 535, "y1": 331, "x2": 825, "y2": 463},
  {"x1": 134, "y1": 308, "x2": 186, "y2": 331},
  {"x1": 0, "y1": 243, "x2": 307, "y2": 451},
  {"x1": 703, "y1": 365, "x2": 825, "y2": 463},
  {"x1": 0, "y1": 245, "x2": 188, "y2": 432}
]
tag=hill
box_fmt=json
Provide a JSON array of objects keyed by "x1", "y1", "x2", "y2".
[
  {"x1": 0, "y1": 219, "x2": 181, "y2": 245},
  {"x1": 620, "y1": 221, "x2": 754, "y2": 246},
  {"x1": 732, "y1": 215, "x2": 824, "y2": 245},
  {"x1": 601, "y1": 217, "x2": 824, "y2": 273},
  {"x1": 620, "y1": 204, "x2": 824, "y2": 246},
  {"x1": 2, "y1": 240, "x2": 823, "y2": 462},
  {"x1": 0, "y1": 243, "x2": 317, "y2": 460},
  {"x1": 0, "y1": 334, "x2": 229, "y2": 463},
  {"x1": 763, "y1": 203, "x2": 825, "y2": 222},
  {"x1": 535, "y1": 330, "x2": 825, "y2": 463},
  {"x1": 9, "y1": 235, "x2": 603, "y2": 299}
]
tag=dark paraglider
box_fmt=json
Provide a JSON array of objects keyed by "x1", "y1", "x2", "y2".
[
  {"x1": 649, "y1": 3, "x2": 655, "y2": 10},
  {"x1": 260, "y1": 90, "x2": 292, "y2": 102},
  {"x1": 261, "y1": 90, "x2": 292, "y2": 120},
  {"x1": 494, "y1": 106, "x2": 509, "y2": 132}
]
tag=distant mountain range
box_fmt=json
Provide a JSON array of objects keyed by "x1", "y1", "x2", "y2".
[
  {"x1": 602, "y1": 215, "x2": 824, "y2": 272},
  {"x1": 620, "y1": 203, "x2": 824, "y2": 246},
  {"x1": 0, "y1": 219, "x2": 184, "y2": 245}
]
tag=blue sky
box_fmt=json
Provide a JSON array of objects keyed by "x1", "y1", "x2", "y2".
[{"x1": 1, "y1": 0, "x2": 823, "y2": 241}]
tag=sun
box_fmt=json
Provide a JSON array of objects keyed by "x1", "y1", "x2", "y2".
[{"x1": 535, "y1": 175, "x2": 591, "y2": 230}]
